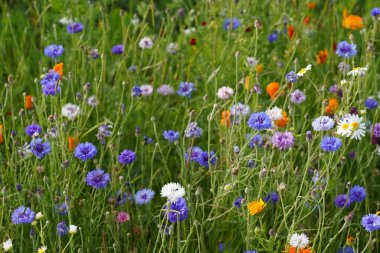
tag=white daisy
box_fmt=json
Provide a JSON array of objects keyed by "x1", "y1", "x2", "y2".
[
  {"x1": 2, "y1": 239, "x2": 12, "y2": 252},
  {"x1": 297, "y1": 64, "x2": 312, "y2": 76},
  {"x1": 347, "y1": 67, "x2": 368, "y2": 77},
  {"x1": 289, "y1": 233, "x2": 309, "y2": 249},
  {"x1": 160, "y1": 182, "x2": 185, "y2": 203},
  {"x1": 217, "y1": 86, "x2": 234, "y2": 100},
  {"x1": 138, "y1": 37, "x2": 153, "y2": 49},
  {"x1": 167, "y1": 43, "x2": 179, "y2": 55},
  {"x1": 247, "y1": 57, "x2": 258, "y2": 67},
  {"x1": 69, "y1": 225, "x2": 78, "y2": 234},
  {"x1": 140, "y1": 84, "x2": 154, "y2": 96},
  {"x1": 312, "y1": 116, "x2": 335, "y2": 131},
  {"x1": 337, "y1": 116, "x2": 352, "y2": 137},
  {"x1": 266, "y1": 106, "x2": 283, "y2": 121},
  {"x1": 62, "y1": 104, "x2": 80, "y2": 121},
  {"x1": 348, "y1": 114, "x2": 366, "y2": 140}
]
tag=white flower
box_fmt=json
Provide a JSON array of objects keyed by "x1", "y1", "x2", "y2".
[
  {"x1": 347, "y1": 114, "x2": 366, "y2": 140},
  {"x1": 160, "y1": 182, "x2": 185, "y2": 202},
  {"x1": 347, "y1": 67, "x2": 368, "y2": 77},
  {"x1": 266, "y1": 107, "x2": 283, "y2": 121},
  {"x1": 87, "y1": 95, "x2": 98, "y2": 107},
  {"x1": 377, "y1": 146, "x2": 380, "y2": 156},
  {"x1": 217, "y1": 86, "x2": 234, "y2": 100},
  {"x1": 230, "y1": 103, "x2": 250, "y2": 116},
  {"x1": 69, "y1": 225, "x2": 78, "y2": 234},
  {"x1": 289, "y1": 233, "x2": 309, "y2": 249},
  {"x1": 131, "y1": 14, "x2": 140, "y2": 25},
  {"x1": 2, "y1": 239, "x2": 12, "y2": 252},
  {"x1": 247, "y1": 57, "x2": 258, "y2": 67},
  {"x1": 138, "y1": 37, "x2": 153, "y2": 49},
  {"x1": 140, "y1": 85, "x2": 153, "y2": 96},
  {"x1": 62, "y1": 104, "x2": 80, "y2": 120},
  {"x1": 297, "y1": 64, "x2": 312, "y2": 76},
  {"x1": 337, "y1": 116, "x2": 352, "y2": 137},
  {"x1": 312, "y1": 116, "x2": 335, "y2": 131},
  {"x1": 340, "y1": 79, "x2": 348, "y2": 85},
  {"x1": 184, "y1": 27, "x2": 196, "y2": 35},
  {"x1": 167, "y1": 43, "x2": 179, "y2": 54},
  {"x1": 37, "y1": 246, "x2": 47, "y2": 253},
  {"x1": 36, "y1": 212, "x2": 44, "y2": 220},
  {"x1": 157, "y1": 84, "x2": 175, "y2": 95},
  {"x1": 58, "y1": 17, "x2": 73, "y2": 25}
]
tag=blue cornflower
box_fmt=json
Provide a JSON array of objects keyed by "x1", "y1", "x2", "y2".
[
  {"x1": 67, "y1": 22, "x2": 83, "y2": 34},
  {"x1": 244, "y1": 251, "x2": 258, "y2": 253},
  {"x1": 42, "y1": 82, "x2": 61, "y2": 96},
  {"x1": 285, "y1": 71, "x2": 298, "y2": 83},
  {"x1": 57, "y1": 221, "x2": 69, "y2": 236},
  {"x1": 371, "y1": 7, "x2": 380, "y2": 17},
  {"x1": 223, "y1": 17, "x2": 240, "y2": 30},
  {"x1": 361, "y1": 214, "x2": 380, "y2": 232},
  {"x1": 40, "y1": 71, "x2": 60, "y2": 86},
  {"x1": 247, "y1": 112, "x2": 272, "y2": 130},
  {"x1": 165, "y1": 198, "x2": 189, "y2": 223},
  {"x1": 197, "y1": 151, "x2": 216, "y2": 168},
  {"x1": 75, "y1": 142, "x2": 97, "y2": 161},
  {"x1": 11, "y1": 206, "x2": 35, "y2": 224},
  {"x1": 247, "y1": 160, "x2": 256, "y2": 168},
  {"x1": 247, "y1": 134, "x2": 264, "y2": 148},
  {"x1": 185, "y1": 122, "x2": 202, "y2": 138},
  {"x1": 111, "y1": 44, "x2": 124, "y2": 54},
  {"x1": 263, "y1": 192, "x2": 279, "y2": 204},
  {"x1": 163, "y1": 130, "x2": 180, "y2": 142},
  {"x1": 55, "y1": 203, "x2": 68, "y2": 215},
  {"x1": 135, "y1": 188, "x2": 155, "y2": 205},
  {"x1": 132, "y1": 85, "x2": 142, "y2": 96},
  {"x1": 44, "y1": 44, "x2": 64, "y2": 58},
  {"x1": 268, "y1": 31, "x2": 278, "y2": 43},
  {"x1": 25, "y1": 124, "x2": 42, "y2": 137},
  {"x1": 30, "y1": 138, "x2": 51, "y2": 159},
  {"x1": 118, "y1": 149, "x2": 136, "y2": 164},
  {"x1": 185, "y1": 146, "x2": 203, "y2": 161},
  {"x1": 349, "y1": 185, "x2": 366, "y2": 203},
  {"x1": 365, "y1": 98, "x2": 378, "y2": 109},
  {"x1": 85, "y1": 169, "x2": 110, "y2": 189},
  {"x1": 233, "y1": 197, "x2": 243, "y2": 208},
  {"x1": 336, "y1": 41, "x2": 357, "y2": 58},
  {"x1": 338, "y1": 246, "x2": 354, "y2": 253},
  {"x1": 334, "y1": 194, "x2": 352, "y2": 208},
  {"x1": 320, "y1": 136, "x2": 342, "y2": 152},
  {"x1": 177, "y1": 82, "x2": 195, "y2": 98}
]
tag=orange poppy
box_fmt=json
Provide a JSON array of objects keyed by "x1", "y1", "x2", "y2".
[
  {"x1": 256, "y1": 63, "x2": 264, "y2": 73},
  {"x1": 220, "y1": 111, "x2": 231, "y2": 127},
  {"x1": 342, "y1": 8, "x2": 363, "y2": 30},
  {"x1": 275, "y1": 111, "x2": 289, "y2": 128},
  {"x1": 247, "y1": 199, "x2": 265, "y2": 215},
  {"x1": 304, "y1": 16, "x2": 311, "y2": 25},
  {"x1": 346, "y1": 236, "x2": 355, "y2": 246},
  {"x1": 0, "y1": 125, "x2": 3, "y2": 144},
  {"x1": 285, "y1": 246, "x2": 313, "y2": 253},
  {"x1": 244, "y1": 76, "x2": 251, "y2": 90},
  {"x1": 325, "y1": 98, "x2": 339, "y2": 114},
  {"x1": 25, "y1": 95, "x2": 33, "y2": 110},
  {"x1": 68, "y1": 136, "x2": 78, "y2": 152},
  {"x1": 316, "y1": 49, "x2": 328, "y2": 64},
  {"x1": 307, "y1": 2, "x2": 316, "y2": 9},
  {"x1": 288, "y1": 26, "x2": 295, "y2": 39},
  {"x1": 53, "y1": 62, "x2": 63, "y2": 78},
  {"x1": 266, "y1": 82, "x2": 281, "y2": 100}
]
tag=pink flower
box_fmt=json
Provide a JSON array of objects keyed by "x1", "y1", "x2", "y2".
[{"x1": 117, "y1": 212, "x2": 130, "y2": 223}]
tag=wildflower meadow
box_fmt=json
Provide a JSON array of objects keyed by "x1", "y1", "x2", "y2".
[{"x1": 1, "y1": 1, "x2": 380, "y2": 252}]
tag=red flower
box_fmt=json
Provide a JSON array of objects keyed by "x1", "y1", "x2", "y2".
[
  {"x1": 288, "y1": 26, "x2": 295, "y2": 39},
  {"x1": 201, "y1": 21, "x2": 207, "y2": 26},
  {"x1": 190, "y1": 38, "x2": 197, "y2": 45}
]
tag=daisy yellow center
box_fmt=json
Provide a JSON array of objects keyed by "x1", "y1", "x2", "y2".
[
  {"x1": 342, "y1": 123, "x2": 349, "y2": 130},
  {"x1": 299, "y1": 68, "x2": 306, "y2": 74},
  {"x1": 350, "y1": 121, "x2": 359, "y2": 130},
  {"x1": 353, "y1": 67, "x2": 360, "y2": 71}
]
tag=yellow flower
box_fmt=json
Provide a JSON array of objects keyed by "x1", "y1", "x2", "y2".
[
  {"x1": 247, "y1": 198, "x2": 266, "y2": 215},
  {"x1": 37, "y1": 246, "x2": 47, "y2": 253}
]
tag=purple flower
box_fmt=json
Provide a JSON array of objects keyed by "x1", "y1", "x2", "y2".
[
  {"x1": 30, "y1": 138, "x2": 51, "y2": 159},
  {"x1": 11, "y1": 206, "x2": 35, "y2": 224},
  {"x1": 248, "y1": 112, "x2": 272, "y2": 130},
  {"x1": 338, "y1": 246, "x2": 354, "y2": 253},
  {"x1": 371, "y1": 7, "x2": 380, "y2": 17},
  {"x1": 361, "y1": 214, "x2": 380, "y2": 232},
  {"x1": 272, "y1": 131, "x2": 295, "y2": 150},
  {"x1": 40, "y1": 71, "x2": 60, "y2": 86},
  {"x1": 320, "y1": 136, "x2": 342, "y2": 152},
  {"x1": 185, "y1": 146, "x2": 203, "y2": 161},
  {"x1": 223, "y1": 18, "x2": 240, "y2": 30},
  {"x1": 111, "y1": 44, "x2": 124, "y2": 54},
  {"x1": 163, "y1": 130, "x2": 180, "y2": 142},
  {"x1": 336, "y1": 41, "x2": 357, "y2": 58},
  {"x1": 57, "y1": 221, "x2": 69, "y2": 236},
  {"x1": 135, "y1": 188, "x2": 155, "y2": 205},
  {"x1": 67, "y1": 22, "x2": 83, "y2": 34},
  {"x1": 365, "y1": 98, "x2": 378, "y2": 109},
  {"x1": 233, "y1": 197, "x2": 243, "y2": 208},
  {"x1": 42, "y1": 82, "x2": 61, "y2": 96},
  {"x1": 177, "y1": 82, "x2": 195, "y2": 98},
  {"x1": 85, "y1": 169, "x2": 110, "y2": 189},
  {"x1": 349, "y1": 185, "x2": 366, "y2": 203},
  {"x1": 334, "y1": 194, "x2": 352, "y2": 208},
  {"x1": 268, "y1": 31, "x2": 278, "y2": 43},
  {"x1": 185, "y1": 122, "x2": 202, "y2": 138},
  {"x1": 197, "y1": 151, "x2": 216, "y2": 168},
  {"x1": 263, "y1": 192, "x2": 279, "y2": 204},
  {"x1": 118, "y1": 149, "x2": 136, "y2": 164},
  {"x1": 44, "y1": 44, "x2": 64, "y2": 58},
  {"x1": 290, "y1": 89, "x2": 306, "y2": 104},
  {"x1": 132, "y1": 85, "x2": 142, "y2": 96},
  {"x1": 372, "y1": 123, "x2": 380, "y2": 145},
  {"x1": 247, "y1": 134, "x2": 264, "y2": 148},
  {"x1": 286, "y1": 71, "x2": 298, "y2": 83},
  {"x1": 55, "y1": 203, "x2": 68, "y2": 215},
  {"x1": 165, "y1": 198, "x2": 189, "y2": 223},
  {"x1": 25, "y1": 124, "x2": 42, "y2": 137},
  {"x1": 74, "y1": 142, "x2": 97, "y2": 161}
]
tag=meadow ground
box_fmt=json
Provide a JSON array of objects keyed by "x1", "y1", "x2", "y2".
[{"x1": 0, "y1": 0, "x2": 380, "y2": 252}]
